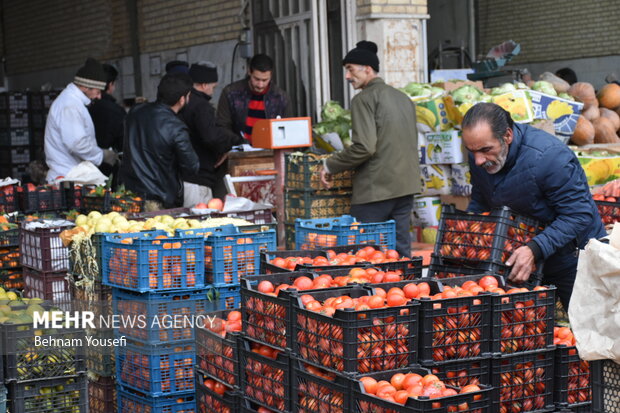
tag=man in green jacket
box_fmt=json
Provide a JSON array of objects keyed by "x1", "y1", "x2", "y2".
[{"x1": 320, "y1": 41, "x2": 421, "y2": 257}]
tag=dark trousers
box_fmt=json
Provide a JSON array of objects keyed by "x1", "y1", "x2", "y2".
[
  {"x1": 541, "y1": 253, "x2": 578, "y2": 312},
  {"x1": 350, "y1": 195, "x2": 414, "y2": 257}
]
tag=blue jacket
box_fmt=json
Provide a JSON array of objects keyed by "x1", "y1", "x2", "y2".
[{"x1": 468, "y1": 123, "x2": 605, "y2": 271}]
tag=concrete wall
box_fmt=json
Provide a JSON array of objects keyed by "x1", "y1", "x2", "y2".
[{"x1": 426, "y1": 0, "x2": 472, "y2": 63}]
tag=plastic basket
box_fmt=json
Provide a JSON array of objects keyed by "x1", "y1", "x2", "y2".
[
  {"x1": 20, "y1": 219, "x2": 73, "y2": 272},
  {"x1": 0, "y1": 184, "x2": 19, "y2": 214},
  {"x1": 285, "y1": 152, "x2": 353, "y2": 191},
  {"x1": 116, "y1": 341, "x2": 196, "y2": 396},
  {"x1": 0, "y1": 268, "x2": 23, "y2": 289},
  {"x1": 591, "y1": 359, "x2": 620, "y2": 413},
  {"x1": 491, "y1": 349, "x2": 556, "y2": 413},
  {"x1": 196, "y1": 309, "x2": 241, "y2": 388},
  {"x1": 202, "y1": 225, "x2": 276, "y2": 286},
  {"x1": 490, "y1": 284, "x2": 556, "y2": 355},
  {"x1": 83, "y1": 191, "x2": 144, "y2": 214},
  {"x1": 240, "y1": 336, "x2": 291, "y2": 413},
  {"x1": 352, "y1": 366, "x2": 492, "y2": 413},
  {"x1": 102, "y1": 231, "x2": 205, "y2": 292},
  {"x1": 113, "y1": 288, "x2": 209, "y2": 345},
  {"x1": 18, "y1": 185, "x2": 66, "y2": 213},
  {"x1": 0, "y1": 163, "x2": 28, "y2": 181},
  {"x1": 295, "y1": 215, "x2": 396, "y2": 251},
  {"x1": 60, "y1": 182, "x2": 88, "y2": 211},
  {"x1": 68, "y1": 272, "x2": 112, "y2": 320},
  {"x1": 0, "y1": 92, "x2": 28, "y2": 110},
  {"x1": 291, "y1": 285, "x2": 419, "y2": 373},
  {"x1": 206, "y1": 284, "x2": 241, "y2": 311},
  {"x1": 0, "y1": 128, "x2": 30, "y2": 146},
  {"x1": 6, "y1": 375, "x2": 88, "y2": 413},
  {"x1": 85, "y1": 329, "x2": 116, "y2": 377},
  {"x1": 210, "y1": 207, "x2": 274, "y2": 225},
  {"x1": 0, "y1": 246, "x2": 19, "y2": 270},
  {"x1": 595, "y1": 199, "x2": 620, "y2": 225},
  {"x1": 285, "y1": 189, "x2": 351, "y2": 221},
  {"x1": 292, "y1": 357, "x2": 351, "y2": 413},
  {"x1": 22, "y1": 267, "x2": 71, "y2": 310},
  {"x1": 260, "y1": 249, "x2": 328, "y2": 273},
  {"x1": 196, "y1": 369, "x2": 238, "y2": 413},
  {"x1": 0, "y1": 145, "x2": 30, "y2": 164},
  {"x1": 117, "y1": 388, "x2": 197, "y2": 413},
  {"x1": 0, "y1": 225, "x2": 19, "y2": 246},
  {"x1": 88, "y1": 375, "x2": 116, "y2": 413},
  {"x1": 422, "y1": 357, "x2": 492, "y2": 388},
  {"x1": 1, "y1": 311, "x2": 85, "y2": 382},
  {"x1": 554, "y1": 345, "x2": 591, "y2": 411}
]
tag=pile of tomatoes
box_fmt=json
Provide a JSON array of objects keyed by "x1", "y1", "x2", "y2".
[
  {"x1": 196, "y1": 310, "x2": 242, "y2": 387},
  {"x1": 357, "y1": 371, "x2": 484, "y2": 412},
  {"x1": 243, "y1": 342, "x2": 288, "y2": 412},
  {"x1": 197, "y1": 373, "x2": 234, "y2": 413},
  {"x1": 296, "y1": 363, "x2": 346, "y2": 412},
  {"x1": 427, "y1": 360, "x2": 488, "y2": 389},
  {"x1": 554, "y1": 327, "x2": 591, "y2": 406},
  {"x1": 593, "y1": 193, "x2": 620, "y2": 224},
  {"x1": 496, "y1": 355, "x2": 551, "y2": 413}
]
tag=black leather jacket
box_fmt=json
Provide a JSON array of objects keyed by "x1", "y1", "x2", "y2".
[{"x1": 120, "y1": 102, "x2": 199, "y2": 207}]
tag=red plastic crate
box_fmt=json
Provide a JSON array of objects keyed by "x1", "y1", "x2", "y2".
[
  {"x1": 22, "y1": 267, "x2": 71, "y2": 310},
  {"x1": 0, "y1": 184, "x2": 19, "y2": 214},
  {"x1": 20, "y1": 219, "x2": 72, "y2": 272}
]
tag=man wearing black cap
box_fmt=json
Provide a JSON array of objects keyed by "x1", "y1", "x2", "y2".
[
  {"x1": 180, "y1": 62, "x2": 245, "y2": 207},
  {"x1": 44, "y1": 57, "x2": 119, "y2": 182},
  {"x1": 89, "y1": 64, "x2": 126, "y2": 158},
  {"x1": 165, "y1": 60, "x2": 190, "y2": 75},
  {"x1": 320, "y1": 41, "x2": 421, "y2": 258}
]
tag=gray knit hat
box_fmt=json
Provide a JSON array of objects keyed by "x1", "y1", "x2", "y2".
[{"x1": 74, "y1": 58, "x2": 107, "y2": 90}]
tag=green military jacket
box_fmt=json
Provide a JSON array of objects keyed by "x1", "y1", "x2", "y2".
[{"x1": 326, "y1": 77, "x2": 421, "y2": 204}]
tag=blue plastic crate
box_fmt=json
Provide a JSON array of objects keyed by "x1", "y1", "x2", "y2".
[
  {"x1": 206, "y1": 284, "x2": 241, "y2": 311},
  {"x1": 102, "y1": 231, "x2": 205, "y2": 292},
  {"x1": 116, "y1": 341, "x2": 196, "y2": 396},
  {"x1": 0, "y1": 385, "x2": 5, "y2": 413},
  {"x1": 117, "y1": 388, "x2": 197, "y2": 413},
  {"x1": 113, "y1": 288, "x2": 209, "y2": 345},
  {"x1": 295, "y1": 215, "x2": 396, "y2": 251}
]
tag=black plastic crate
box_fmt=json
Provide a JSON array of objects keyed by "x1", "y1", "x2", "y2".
[
  {"x1": 554, "y1": 345, "x2": 591, "y2": 411},
  {"x1": 0, "y1": 110, "x2": 29, "y2": 128},
  {"x1": 422, "y1": 357, "x2": 492, "y2": 389},
  {"x1": 292, "y1": 357, "x2": 351, "y2": 413},
  {"x1": 22, "y1": 267, "x2": 71, "y2": 310},
  {"x1": 196, "y1": 309, "x2": 241, "y2": 388},
  {"x1": 83, "y1": 190, "x2": 144, "y2": 214},
  {"x1": 490, "y1": 284, "x2": 556, "y2": 355},
  {"x1": 88, "y1": 375, "x2": 116, "y2": 413},
  {"x1": 18, "y1": 185, "x2": 66, "y2": 213},
  {"x1": 0, "y1": 224, "x2": 19, "y2": 246},
  {"x1": 68, "y1": 272, "x2": 112, "y2": 320},
  {"x1": 591, "y1": 359, "x2": 620, "y2": 413},
  {"x1": 595, "y1": 199, "x2": 620, "y2": 225},
  {"x1": 0, "y1": 128, "x2": 30, "y2": 146},
  {"x1": 285, "y1": 189, "x2": 351, "y2": 221},
  {"x1": 7, "y1": 374, "x2": 87, "y2": 413},
  {"x1": 429, "y1": 260, "x2": 493, "y2": 279},
  {"x1": 351, "y1": 366, "x2": 492, "y2": 413},
  {"x1": 260, "y1": 249, "x2": 328, "y2": 273},
  {"x1": 0, "y1": 145, "x2": 30, "y2": 164},
  {"x1": 61, "y1": 182, "x2": 89, "y2": 211},
  {"x1": 196, "y1": 369, "x2": 238, "y2": 413},
  {"x1": 85, "y1": 328, "x2": 116, "y2": 377},
  {"x1": 491, "y1": 349, "x2": 556, "y2": 413},
  {"x1": 285, "y1": 152, "x2": 353, "y2": 191},
  {"x1": 0, "y1": 245, "x2": 20, "y2": 270},
  {"x1": 291, "y1": 285, "x2": 419, "y2": 373},
  {"x1": 0, "y1": 163, "x2": 29, "y2": 181},
  {"x1": 240, "y1": 336, "x2": 291, "y2": 413},
  {"x1": 0, "y1": 92, "x2": 28, "y2": 110},
  {"x1": 210, "y1": 207, "x2": 274, "y2": 224},
  {"x1": 0, "y1": 268, "x2": 23, "y2": 290},
  {"x1": 0, "y1": 184, "x2": 19, "y2": 214}
]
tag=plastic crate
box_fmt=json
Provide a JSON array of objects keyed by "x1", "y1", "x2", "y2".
[
  {"x1": 0, "y1": 128, "x2": 30, "y2": 146},
  {"x1": 117, "y1": 388, "x2": 197, "y2": 413},
  {"x1": 1, "y1": 311, "x2": 85, "y2": 382},
  {"x1": 428, "y1": 260, "x2": 493, "y2": 279},
  {"x1": 195, "y1": 369, "x2": 238, "y2": 413},
  {"x1": 285, "y1": 189, "x2": 351, "y2": 221},
  {"x1": 210, "y1": 207, "x2": 274, "y2": 224},
  {"x1": 423, "y1": 357, "x2": 492, "y2": 388},
  {"x1": 85, "y1": 329, "x2": 116, "y2": 377},
  {"x1": 0, "y1": 163, "x2": 29, "y2": 181},
  {"x1": 0, "y1": 145, "x2": 30, "y2": 164},
  {"x1": 0, "y1": 225, "x2": 19, "y2": 246},
  {"x1": 595, "y1": 199, "x2": 620, "y2": 225},
  {"x1": 201, "y1": 225, "x2": 276, "y2": 286},
  {"x1": 18, "y1": 185, "x2": 66, "y2": 213},
  {"x1": 554, "y1": 345, "x2": 591, "y2": 411},
  {"x1": 352, "y1": 366, "x2": 492, "y2": 413},
  {"x1": 0, "y1": 385, "x2": 5, "y2": 413},
  {"x1": 292, "y1": 357, "x2": 351, "y2": 413},
  {"x1": 0, "y1": 246, "x2": 19, "y2": 270},
  {"x1": 0, "y1": 268, "x2": 23, "y2": 289},
  {"x1": 296, "y1": 215, "x2": 396, "y2": 251},
  {"x1": 260, "y1": 249, "x2": 328, "y2": 273},
  {"x1": 116, "y1": 341, "x2": 196, "y2": 396},
  {"x1": 491, "y1": 349, "x2": 556, "y2": 413},
  {"x1": 6, "y1": 374, "x2": 87, "y2": 413},
  {"x1": 195, "y1": 309, "x2": 241, "y2": 388},
  {"x1": 102, "y1": 231, "x2": 204, "y2": 292},
  {"x1": 0, "y1": 92, "x2": 28, "y2": 110},
  {"x1": 0, "y1": 110, "x2": 29, "y2": 129},
  {"x1": 68, "y1": 272, "x2": 112, "y2": 320},
  {"x1": 22, "y1": 267, "x2": 71, "y2": 310},
  {"x1": 240, "y1": 336, "x2": 291, "y2": 413},
  {"x1": 20, "y1": 219, "x2": 72, "y2": 272},
  {"x1": 113, "y1": 288, "x2": 209, "y2": 345},
  {"x1": 434, "y1": 204, "x2": 544, "y2": 271},
  {"x1": 0, "y1": 184, "x2": 19, "y2": 214},
  {"x1": 83, "y1": 190, "x2": 145, "y2": 214},
  {"x1": 206, "y1": 284, "x2": 241, "y2": 311},
  {"x1": 88, "y1": 375, "x2": 117, "y2": 413},
  {"x1": 291, "y1": 285, "x2": 419, "y2": 373},
  {"x1": 490, "y1": 284, "x2": 556, "y2": 355},
  {"x1": 285, "y1": 152, "x2": 353, "y2": 190},
  {"x1": 60, "y1": 182, "x2": 87, "y2": 211},
  {"x1": 591, "y1": 359, "x2": 620, "y2": 413}
]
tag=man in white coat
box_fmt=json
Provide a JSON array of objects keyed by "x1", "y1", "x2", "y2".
[{"x1": 44, "y1": 57, "x2": 119, "y2": 182}]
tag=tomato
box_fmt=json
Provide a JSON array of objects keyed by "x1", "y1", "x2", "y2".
[
  {"x1": 390, "y1": 373, "x2": 406, "y2": 390},
  {"x1": 257, "y1": 280, "x2": 274, "y2": 294},
  {"x1": 417, "y1": 282, "x2": 431, "y2": 296},
  {"x1": 387, "y1": 293, "x2": 406, "y2": 307},
  {"x1": 402, "y1": 373, "x2": 423, "y2": 390},
  {"x1": 384, "y1": 271, "x2": 402, "y2": 282},
  {"x1": 213, "y1": 381, "x2": 228, "y2": 395},
  {"x1": 226, "y1": 310, "x2": 241, "y2": 322},
  {"x1": 402, "y1": 283, "x2": 420, "y2": 299},
  {"x1": 368, "y1": 295, "x2": 385, "y2": 309},
  {"x1": 293, "y1": 276, "x2": 314, "y2": 291},
  {"x1": 203, "y1": 378, "x2": 216, "y2": 391},
  {"x1": 478, "y1": 275, "x2": 499, "y2": 290},
  {"x1": 420, "y1": 374, "x2": 440, "y2": 387},
  {"x1": 376, "y1": 384, "x2": 397, "y2": 398},
  {"x1": 393, "y1": 390, "x2": 409, "y2": 404},
  {"x1": 359, "y1": 376, "x2": 378, "y2": 394},
  {"x1": 271, "y1": 257, "x2": 287, "y2": 268}
]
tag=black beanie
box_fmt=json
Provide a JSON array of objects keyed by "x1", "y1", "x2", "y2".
[
  {"x1": 165, "y1": 60, "x2": 189, "y2": 74},
  {"x1": 189, "y1": 63, "x2": 218, "y2": 83},
  {"x1": 342, "y1": 41, "x2": 380, "y2": 72},
  {"x1": 74, "y1": 57, "x2": 107, "y2": 90}
]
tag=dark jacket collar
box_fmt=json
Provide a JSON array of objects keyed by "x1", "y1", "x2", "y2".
[
  {"x1": 191, "y1": 88, "x2": 212, "y2": 101},
  {"x1": 499, "y1": 123, "x2": 525, "y2": 175}
]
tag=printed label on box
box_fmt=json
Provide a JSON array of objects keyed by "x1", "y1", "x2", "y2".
[
  {"x1": 450, "y1": 162, "x2": 472, "y2": 196},
  {"x1": 529, "y1": 90, "x2": 584, "y2": 137},
  {"x1": 425, "y1": 130, "x2": 464, "y2": 164},
  {"x1": 577, "y1": 155, "x2": 620, "y2": 186},
  {"x1": 412, "y1": 196, "x2": 442, "y2": 227},
  {"x1": 420, "y1": 164, "x2": 451, "y2": 196},
  {"x1": 492, "y1": 90, "x2": 534, "y2": 123}
]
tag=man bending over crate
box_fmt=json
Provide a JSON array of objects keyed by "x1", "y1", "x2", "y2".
[
  {"x1": 461, "y1": 102, "x2": 605, "y2": 310},
  {"x1": 319, "y1": 41, "x2": 421, "y2": 257}
]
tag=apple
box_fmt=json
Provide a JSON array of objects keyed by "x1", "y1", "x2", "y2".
[
  {"x1": 195, "y1": 202, "x2": 209, "y2": 209},
  {"x1": 207, "y1": 198, "x2": 224, "y2": 211}
]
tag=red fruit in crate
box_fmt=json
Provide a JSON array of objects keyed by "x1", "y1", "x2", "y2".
[{"x1": 207, "y1": 198, "x2": 224, "y2": 211}]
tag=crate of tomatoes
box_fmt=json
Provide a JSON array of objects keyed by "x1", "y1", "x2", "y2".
[
  {"x1": 196, "y1": 369, "x2": 239, "y2": 413},
  {"x1": 593, "y1": 193, "x2": 620, "y2": 225},
  {"x1": 18, "y1": 183, "x2": 65, "y2": 213},
  {"x1": 0, "y1": 183, "x2": 19, "y2": 214},
  {"x1": 554, "y1": 327, "x2": 591, "y2": 411}
]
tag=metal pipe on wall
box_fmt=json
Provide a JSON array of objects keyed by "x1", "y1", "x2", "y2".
[
  {"x1": 128, "y1": 0, "x2": 142, "y2": 97},
  {"x1": 468, "y1": 0, "x2": 476, "y2": 60}
]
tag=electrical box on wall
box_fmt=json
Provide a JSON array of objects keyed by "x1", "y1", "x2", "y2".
[
  {"x1": 252, "y1": 117, "x2": 313, "y2": 149},
  {"x1": 239, "y1": 28, "x2": 253, "y2": 59}
]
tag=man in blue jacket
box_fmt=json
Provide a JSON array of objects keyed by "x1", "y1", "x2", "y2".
[{"x1": 462, "y1": 102, "x2": 605, "y2": 310}]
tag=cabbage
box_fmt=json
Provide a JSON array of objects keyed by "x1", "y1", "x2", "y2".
[
  {"x1": 515, "y1": 82, "x2": 529, "y2": 90},
  {"x1": 430, "y1": 87, "x2": 446, "y2": 99},
  {"x1": 491, "y1": 83, "x2": 517, "y2": 96},
  {"x1": 558, "y1": 92, "x2": 575, "y2": 101},
  {"x1": 321, "y1": 101, "x2": 347, "y2": 122},
  {"x1": 532, "y1": 81, "x2": 557, "y2": 96},
  {"x1": 403, "y1": 82, "x2": 432, "y2": 99},
  {"x1": 479, "y1": 94, "x2": 493, "y2": 103},
  {"x1": 451, "y1": 85, "x2": 484, "y2": 104}
]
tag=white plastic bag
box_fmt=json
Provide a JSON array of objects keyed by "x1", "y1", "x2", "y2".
[{"x1": 57, "y1": 161, "x2": 108, "y2": 186}]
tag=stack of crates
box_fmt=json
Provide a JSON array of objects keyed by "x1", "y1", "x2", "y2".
[
  {"x1": 0, "y1": 215, "x2": 22, "y2": 291},
  {"x1": 27, "y1": 90, "x2": 60, "y2": 163},
  {"x1": 101, "y1": 230, "x2": 207, "y2": 412},
  {"x1": 284, "y1": 152, "x2": 353, "y2": 248},
  {"x1": 0, "y1": 92, "x2": 31, "y2": 180}
]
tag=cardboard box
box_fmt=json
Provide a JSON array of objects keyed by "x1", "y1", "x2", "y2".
[
  {"x1": 415, "y1": 96, "x2": 460, "y2": 132},
  {"x1": 575, "y1": 147, "x2": 620, "y2": 186},
  {"x1": 529, "y1": 90, "x2": 584, "y2": 137},
  {"x1": 450, "y1": 162, "x2": 472, "y2": 197},
  {"x1": 492, "y1": 90, "x2": 534, "y2": 123},
  {"x1": 432, "y1": 79, "x2": 484, "y2": 93},
  {"x1": 412, "y1": 196, "x2": 442, "y2": 227},
  {"x1": 425, "y1": 130, "x2": 465, "y2": 164},
  {"x1": 420, "y1": 164, "x2": 451, "y2": 196}
]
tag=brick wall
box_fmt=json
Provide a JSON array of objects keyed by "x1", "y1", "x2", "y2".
[
  {"x1": 357, "y1": 0, "x2": 428, "y2": 17},
  {"x1": 477, "y1": 0, "x2": 620, "y2": 64}
]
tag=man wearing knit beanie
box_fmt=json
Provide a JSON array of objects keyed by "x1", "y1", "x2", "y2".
[
  {"x1": 180, "y1": 62, "x2": 245, "y2": 207},
  {"x1": 320, "y1": 40, "x2": 421, "y2": 257},
  {"x1": 44, "y1": 57, "x2": 119, "y2": 182}
]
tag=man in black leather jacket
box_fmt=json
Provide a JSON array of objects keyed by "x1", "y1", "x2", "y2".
[
  {"x1": 180, "y1": 62, "x2": 245, "y2": 207},
  {"x1": 119, "y1": 73, "x2": 199, "y2": 210}
]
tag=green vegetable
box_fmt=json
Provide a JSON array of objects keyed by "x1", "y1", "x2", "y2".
[
  {"x1": 532, "y1": 81, "x2": 557, "y2": 96},
  {"x1": 491, "y1": 83, "x2": 516, "y2": 95},
  {"x1": 451, "y1": 85, "x2": 484, "y2": 104},
  {"x1": 321, "y1": 101, "x2": 347, "y2": 122},
  {"x1": 558, "y1": 92, "x2": 575, "y2": 101}
]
